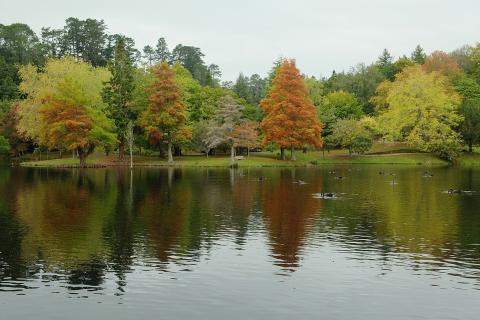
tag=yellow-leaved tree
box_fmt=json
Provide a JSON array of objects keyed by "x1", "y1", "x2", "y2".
[{"x1": 377, "y1": 65, "x2": 462, "y2": 160}]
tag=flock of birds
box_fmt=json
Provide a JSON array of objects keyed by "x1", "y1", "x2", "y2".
[
  {"x1": 253, "y1": 168, "x2": 474, "y2": 198},
  {"x1": 290, "y1": 169, "x2": 474, "y2": 199}
]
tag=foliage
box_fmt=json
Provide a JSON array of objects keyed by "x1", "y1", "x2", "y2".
[
  {"x1": 102, "y1": 37, "x2": 136, "y2": 158},
  {"x1": 40, "y1": 78, "x2": 116, "y2": 166},
  {"x1": 232, "y1": 121, "x2": 258, "y2": 150},
  {"x1": 411, "y1": 45, "x2": 427, "y2": 64},
  {"x1": 378, "y1": 65, "x2": 462, "y2": 160},
  {"x1": 139, "y1": 63, "x2": 190, "y2": 162},
  {"x1": 422, "y1": 51, "x2": 462, "y2": 77},
  {"x1": 0, "y1": 135, "x2": 10, "y2": 156},
  {"x1": 261, "y1": 60, "x2": 323, "y2": 156},
  {"x1": 17, "y1": 57, "x2": 110, "y2": 146},
  {"x1": 376, "y1": 49, "x2": 396, "y2": 81},
  {"x1": 325, "y1": 63, "x2": 385, "y2": 114},
  {"x1": 453, "y1": 74, "x2": 480, "y2": 151},
  {"x1": 317, "y1": 90, "x2": 363, "y2": 136},
  {"x1": 205, "y1": 95, "x2": 244, "y2": 151},
  {"x1": 191, "y1": 120, "x2": 211, "y2": 154},
  {"x1": 0, "y1": 102, "x2": 31, "y2": 156},
  {"x1": 329, "y1": 119, "x2": 373, "y2": 154}
]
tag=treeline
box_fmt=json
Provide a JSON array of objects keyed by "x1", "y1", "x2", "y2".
[{"x1": 1, "y1": 18, "x2": 480, "y2": 165}]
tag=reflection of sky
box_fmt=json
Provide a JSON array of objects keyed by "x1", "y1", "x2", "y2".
[{"x1": 2, "y1": 237, "x2": 480, "y2": 319}]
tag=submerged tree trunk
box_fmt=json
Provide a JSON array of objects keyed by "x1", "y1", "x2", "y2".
[
  {"x1": 280, "y1": 147, "x2": 285, "y2": 160},
  {"x1": 167, "y1": 141, "x2": 174, "y2": 163},
  {"x1": 290, "y1": 146, "x2": 296, "y2": 161},
  {"x1": 118, "y1": 139, "x2": 125, "y2": 160}
]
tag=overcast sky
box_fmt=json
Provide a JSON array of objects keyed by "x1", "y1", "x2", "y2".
[{"x1": 1, "y1": 0, "x2": 479, "y2": 81}]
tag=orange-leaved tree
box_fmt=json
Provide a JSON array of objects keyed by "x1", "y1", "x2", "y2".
[
  {"x1": 260, "y1": 59, "x2": 323, "y2": 160},
  {"x1": 139, "y1": 62, "x2": 190, "y2": 163},
  {"x1": 40, "y1": 78, "x2": 116, "y2": 167}
]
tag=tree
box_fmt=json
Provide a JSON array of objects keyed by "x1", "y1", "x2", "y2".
[
  {"x1": 0, "y1": 23, "x2": 45, "y2": 100},
  {"x1": 139, "y1": 63, "x2": 190, "y2": 163},
  {"x1": 191, "y1": 120, "x2": 211, "y2": 156},
  {"x1": 394, "y1": 56, "x2": 415, "y2": 74},
  {"x1": 329, "y1": 119, "x2": 373, "y2": 155},
  {"x1": 378, "y1": 65, "x2": 462, "y2": 160},
  {"x1": 102, "y1": 37, "x2": 136, "y2": 160},
  {"x1": 17, "y1": 57, "x2": 111, "y2": 148},
  {"x1": 205, "y1": 95, "x2": 244, "y2": 165},
  {"x1": 453, "y1": 74, "x2": 480, "y2": 152},
  {"x1": 142, "y1": 45, "x2": 155, "y2": 66},
  {"x1": 317, "y1": 90, "x2": 363, "y2": 136},
  {"x1": 422, "y1": 51, "x2": 461, "y2": 77},
  {"x1": 377, "y1": 49, "x2": 396, "y2": 81},
  {"x1": 450, "y1": 45, "x2": 474, "y2": 75},
  {"x1": 260, "y1": 59, "x2": 323, "y2": 160},
  {"x1": 40, "y1": 78, "x2": 116, "y2": 167},
  {"x1": 0, "y1": 135, "x2": 10, "y2": 156},
  {"x1": 155, "y1": 37, "x2": 170, "y2": 63},
  {"x1": 471, "y1": 45, "x2": 480, "y2": 83},
  {"x1": 325, "y1": 63, "x2": 385, "y2": 114},
  {"x1": 126, "y1": 121, "x2": 134, "y2": 168},
  {"x1": 232, "y1": 121, "x2": 258, "y2": 156},
  {"x1": 0, "y1": 102, "x2": 32, "y2": 157},
  {"x1": 411, "y1": 45, "x2": 426, "y2": 64},
  {"x1": 233, "y1": 73, "x2": 251, "y2": 102}
]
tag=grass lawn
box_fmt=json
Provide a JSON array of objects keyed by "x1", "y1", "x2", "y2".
[{"x1": 20, "y1": 142, "x2": 452, "y2": 168}]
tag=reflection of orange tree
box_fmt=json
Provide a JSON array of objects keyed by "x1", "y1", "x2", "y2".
[
  {"x1": 261, "y1": 170, "x2": 322, "y2": 270},
  {"x1": 14, "y1": 170, "x2": 117, "y2": 268},
  {"x1": 138, "y1": 175, "x2": 192, "y2": 264}
]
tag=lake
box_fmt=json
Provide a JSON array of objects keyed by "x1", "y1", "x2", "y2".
[{"x1": 1, "y1": 165, "x2": 479, "y2": 319}]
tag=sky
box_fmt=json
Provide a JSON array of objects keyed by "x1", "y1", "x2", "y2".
[{"x1": 1, "y1": 0, "x2": 479, "y2": 81}]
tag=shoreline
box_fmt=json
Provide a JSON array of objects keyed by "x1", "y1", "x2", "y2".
[{"x1": 17, "y1": 152, "x2": 458, "y2": 168}]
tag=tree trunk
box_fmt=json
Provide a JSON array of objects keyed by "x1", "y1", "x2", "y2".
[
  {"x1": 247, "y1": 147, "x2": 250, "y2": 158},
  {"x1": 290, "y1": 146, "x2": 296, "y2": 161},
  {"x1": 118, "y1": 139, "x2": 125, "y2": 160},
  {"x1": 280, "y1": 148, "x2": 285, "y2": 160},
  {"x1": 78, "y1": 148, "x2": 86, "y2": 168},
  {"x1": 230, "y1": 145, "x2": 235, "y2": 165},
  {"x1": 167, "y1": 142, "x2": 174, "y2": 163},
  {"x1": 174, "y1": 145, "x2": 182, "y2": 156},
  {"x1": 468, "y1": 140, "x2": 473, "y2": 153},
  {"x1": 129, "y1": 144, "x2": 133, "y2": 169}
]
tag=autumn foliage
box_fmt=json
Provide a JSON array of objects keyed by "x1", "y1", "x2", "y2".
[
  {"x1": 422, "y1": 51, "x2": 461, "y2": 77},
  {"x1": 139, "y1": 63, "x2": 190, "y2": 162},
  {"x1": 260, "y1": 60, "x2": 323, "y2": 156}
]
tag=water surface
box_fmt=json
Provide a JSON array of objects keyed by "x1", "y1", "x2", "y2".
[{"x1": 1, "y1": 166, "x2": 479, "y2": 319}]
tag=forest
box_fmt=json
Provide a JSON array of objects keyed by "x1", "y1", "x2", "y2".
[{"x1": 1, "y1": 17, "x2": 480, "y2": 166}]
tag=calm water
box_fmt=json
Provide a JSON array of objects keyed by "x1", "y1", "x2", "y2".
[{"x1": 1, "y1": 165, "x2": 480, "y2": 319}]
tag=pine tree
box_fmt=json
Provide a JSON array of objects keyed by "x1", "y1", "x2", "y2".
[
  {"x1": 411, "y1": 45, "x2": 427, "y2": 64},
  {"x1": 260, "y1": 59, "x2": 323, "y2": 160},
  {"x1": 377, "y1": 49, "x2": 396, "y2": 81},
  {"x1": 102, "y1": 37, "x2": 135, "y2": 160},
  {"x1": 155, "y1": 37, "x2": 171, "y2": 63}
]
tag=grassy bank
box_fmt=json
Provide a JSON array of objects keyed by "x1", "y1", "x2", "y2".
[{"x1": 20, "y1": 150, "x2": 450, "y2": 168}]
